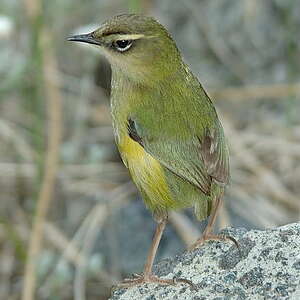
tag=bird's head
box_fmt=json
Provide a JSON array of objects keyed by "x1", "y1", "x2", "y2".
[{"x1": 68, "y1": 14, "x2": 182, "y2": 84}]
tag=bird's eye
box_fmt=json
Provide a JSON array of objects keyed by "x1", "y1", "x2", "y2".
[{"x1": 113, "y1": 40, "x2": 132, "y2": 52}]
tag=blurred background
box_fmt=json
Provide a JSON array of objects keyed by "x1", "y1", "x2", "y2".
[{"x1": 1, "y1": 0, "x2": 300, "y2": 299}]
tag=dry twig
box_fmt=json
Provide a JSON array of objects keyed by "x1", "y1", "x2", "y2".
[
  {"x1": 211, "y1": 82, "x2": 300, "y2": 101},
  {"x1": 73, "y1": 182, "x2": 135, "y2": 300},
  {"x1": 22, "y1": 31, "x2": 63, "y2": 300}
]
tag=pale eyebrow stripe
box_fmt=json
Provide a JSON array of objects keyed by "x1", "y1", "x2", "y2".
[
  {"x1": 113, "y1": 34, "x2": 158, "y2": 41},
  {"x1": 114, "y1": 33, "x2": 145, "y2": 40}
]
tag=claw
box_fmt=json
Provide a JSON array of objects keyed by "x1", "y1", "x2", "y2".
[
  {"x1": 123, "y1": 272, "x2": 144, "y2": 282},
  {"x1": 112, "y1": 274, "x2": 196, "y2": 291},
  {"x1": 173, "y1": 276, "x2": 197, "y2": 290},
  {"x1": 189, "y1": 233, "x2": 240, "y2": 253},
  {"x1": 123, "y1": 277, "x2": 135, "y2": 282}
]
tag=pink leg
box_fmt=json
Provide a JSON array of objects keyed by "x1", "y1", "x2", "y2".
[
  {"x1": 190, "y1": 194, "x2": 239, "y2": 250},
  {"x1": 115, "y1": 218, "x2": 196, "y2": 290}
]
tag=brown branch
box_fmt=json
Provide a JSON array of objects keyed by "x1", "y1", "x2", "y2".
[
  {"x1": 22, "y1": 31, "x2": 63, "y2": 300},
  {"x1": 211, "y1": 82, "x2": 300, "y2": 101},
  {"x1": 223, "y1": 117, "x2": 299, "y2": 211},
  {"x1": 23, "y1": 0, "x2": 41, "y2": 20}
]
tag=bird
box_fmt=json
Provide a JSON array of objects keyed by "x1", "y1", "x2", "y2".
[{"x1": 68, "y1": 13, "x2": 232, "y2": 289}]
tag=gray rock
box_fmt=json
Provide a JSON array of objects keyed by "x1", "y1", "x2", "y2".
[{"x1": 110, "y1": 222, "x2": 300, "y2": 300}]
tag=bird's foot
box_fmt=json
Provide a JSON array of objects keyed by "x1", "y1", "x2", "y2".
[
  {"x1": 113, "y1": 273, "x2": 197, "y2": 290},
  {"x1": 189, "y1": 233, "x2": 240, "y2": 251}
]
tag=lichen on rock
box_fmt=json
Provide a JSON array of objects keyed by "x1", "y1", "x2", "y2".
[{"x1": 110, "y1": 222, "x2": 300, "y2": 300}]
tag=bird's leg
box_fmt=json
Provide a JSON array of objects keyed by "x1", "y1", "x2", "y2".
[
  {"x1": 190, "y1": 194, "x2": 239, "y2": 250},
  {"x1": 115, "y1": 217, "x2": 196, "y2": 290},
  {"x1": 143, "y1": 217, "x2": 166, "y2": 278}
]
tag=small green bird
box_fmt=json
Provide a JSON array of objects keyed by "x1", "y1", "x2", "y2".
[{"x1": 69, "y1": 14, "x2": 231, "y2": 288}]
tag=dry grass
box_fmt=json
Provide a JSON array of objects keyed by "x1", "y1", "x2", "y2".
[{"x1": 0, "y1": 0, "x2": 299, "y2": 299}]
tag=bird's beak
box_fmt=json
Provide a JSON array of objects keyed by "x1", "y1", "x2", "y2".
[{"x1": 67, "y1": 32, "x2": 102, "y2": 46}]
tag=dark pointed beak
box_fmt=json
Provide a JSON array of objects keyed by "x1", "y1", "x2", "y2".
[{"x1": 67, "y1": 32, "x2": 102, "y2": 46}]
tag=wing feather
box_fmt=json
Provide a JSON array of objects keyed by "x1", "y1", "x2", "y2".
[{"x1": 127, "y1": 116, "x2": 229, "y2": 195}]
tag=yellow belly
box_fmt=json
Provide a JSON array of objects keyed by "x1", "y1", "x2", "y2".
[{"x1": 118, "y1": 135, "x2": 173, "y2": 210}]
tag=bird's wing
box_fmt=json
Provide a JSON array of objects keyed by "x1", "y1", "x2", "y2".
[{"x1": 127, "y1": 104, "x2": 229, "y2": 195}]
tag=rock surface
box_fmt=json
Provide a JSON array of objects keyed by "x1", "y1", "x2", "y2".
[{"x1": 110, "y1": 223, "x2": 300, "y2": 300}]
